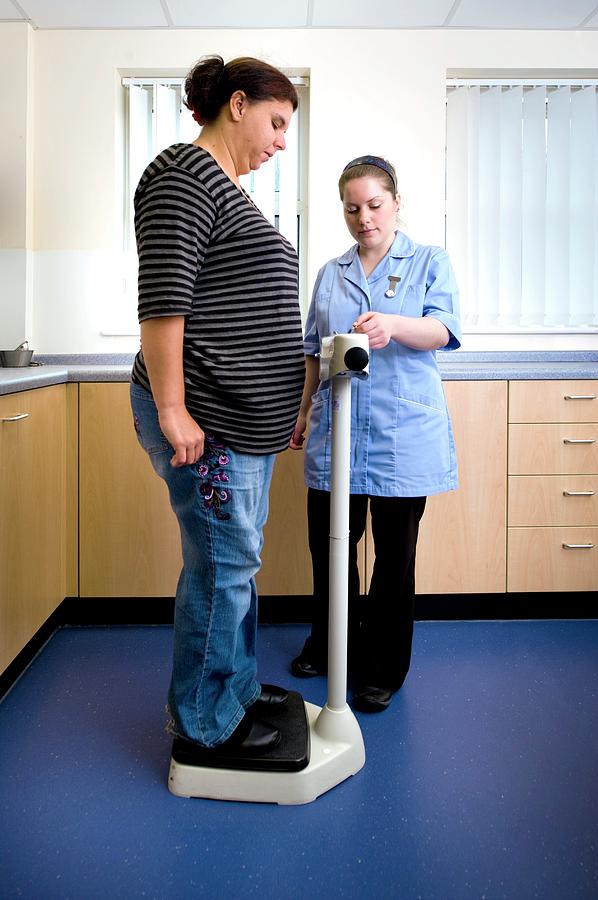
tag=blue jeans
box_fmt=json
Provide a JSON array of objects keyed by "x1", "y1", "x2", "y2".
[{"x1": 130, "y1": 383, "x2": 275, "y2": 748}]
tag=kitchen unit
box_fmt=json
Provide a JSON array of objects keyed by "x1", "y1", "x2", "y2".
[
  {"x1": 0, "y1": 384, "x2": 73, "y2": 672},
  {"x1": 508, "y1": 380, "x2": 598, "y2": 591}
]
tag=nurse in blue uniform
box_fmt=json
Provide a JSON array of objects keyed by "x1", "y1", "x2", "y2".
[{"x1": 289, "y1": 155, "x2": 461, "y2": 712}]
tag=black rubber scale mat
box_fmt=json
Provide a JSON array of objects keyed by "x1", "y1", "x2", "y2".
[{"x1": 171, "y1": 690, "x2": 311, "y2": 772}]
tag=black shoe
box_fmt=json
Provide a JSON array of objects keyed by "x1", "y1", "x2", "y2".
[
  {"x1": 253, "y1": 683, "x2": 289, "y2": 706},
  {"x1": 221, "y1": 718, "x2": 281, "y2": 753},
  {"x1": 291, "y1": 654, "x2": 327, "y2": 678},
  {"x1": 180, "y1": 716, "x2": 281, "y2": 759},
  {"x1": 352, "y1": 686, "x2": 393, "y2": 713}
]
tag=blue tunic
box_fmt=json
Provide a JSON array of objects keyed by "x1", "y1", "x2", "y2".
[{"x1": 303, "y1": 230, "x2": 462, "y2": 497}]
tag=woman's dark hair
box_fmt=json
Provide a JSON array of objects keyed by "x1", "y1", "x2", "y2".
[{"x1": 184, "y1": 55, "x2": 298, "y2": 125}]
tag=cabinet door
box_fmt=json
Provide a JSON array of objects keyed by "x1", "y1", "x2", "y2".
[
  {"x1": 414, "y1": 381, "x2": 508, "y2": 594},
  {"x1": 508, "y1": 475, "x2": 598, "y2": 526},
  {"x1": 509, "y1": 380, "x2": 598, "y2": 423},
  {"x1": 508, "y1": 527, "x2": 598, "y2": 592},
  {"x1": 0, "y1": 385, "x2": 67, "y2": 671},
  {"x1": 508, "y1": 424, "x2": 598, "y2": 475},
  {"x1": 79, "y1": 383, "x2": 182, "y2": 597}
]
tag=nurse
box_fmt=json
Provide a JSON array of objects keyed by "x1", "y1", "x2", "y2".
[{"x1": 289, "y1": 155, "x2": 461, "y2": 712}]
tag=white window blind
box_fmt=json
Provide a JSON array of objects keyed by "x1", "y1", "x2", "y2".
[
  {"x1": 446, "y1": 80, "x2": 598, "y2": 331},
  {"x1": 119, "y1": 77, "x2": 309, "y2": 332}
]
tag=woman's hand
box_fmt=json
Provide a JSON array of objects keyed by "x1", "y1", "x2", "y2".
[
  {"x1": 353, "y1": 311, "x2": 450, "y2": 351},
  {"x1": 289, "y1": 413, "x2": 307, "y2": 450},
  {"x1": 352, "y1": 311, "x2": 393, "y2": 349},
  {"x1": 140, "y1": 316, "x2": 205, "y2": 467},
  {"x1": 158, "y1": 406, "x2": 205, "y2": 467}
]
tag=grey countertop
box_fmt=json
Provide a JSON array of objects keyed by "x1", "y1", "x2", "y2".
[{"x1": 1, "y1": 351, "x2": 597, "y2": 396}]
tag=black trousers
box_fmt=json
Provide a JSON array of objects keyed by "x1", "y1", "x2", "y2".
[{"x1": 304, "y1": 488, "x2": 426, "y2": 691}]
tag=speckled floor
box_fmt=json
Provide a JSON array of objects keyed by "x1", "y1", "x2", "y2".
[{"x1": 1, "y1": 621, "x2": 597, "y2": 899}]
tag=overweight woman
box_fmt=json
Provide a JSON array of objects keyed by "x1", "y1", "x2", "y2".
[{"x1": 130, "y1": 56, "x2": 305, "y2": 759}]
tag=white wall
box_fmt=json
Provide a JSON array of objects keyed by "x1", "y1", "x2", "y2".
[
  {"x1": 2, "y1": 24, "x2": 598, "y2": 352},
  {"x1": 0, "y1": 23, "x2": 34, "y2": 349}
]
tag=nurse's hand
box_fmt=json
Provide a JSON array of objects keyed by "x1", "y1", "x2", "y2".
[
  {"x1": 353, "y1": 311, "x2": 393, "y2": 349},
  {"x1": 289, "y1": 414, "x2": 307, "y2": 450},
  {"x1": 158, "y1": 406, "x2": 205, "y2": 467}
]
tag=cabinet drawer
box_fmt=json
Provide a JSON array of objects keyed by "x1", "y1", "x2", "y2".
[
  {"x1": 509, "y1": 380, "x2": 598, "y2": 423},
  {"x1": 508, "y1": 424, "x2": 598, "y2": 474},
  {"x1": 508, "y1": 475, "x2": 598, "y2": 526},
  {"x1": 508, "y1": 527, "x2": 598, "y2": 592}
]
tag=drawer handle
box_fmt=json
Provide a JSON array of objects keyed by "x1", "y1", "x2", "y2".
[
  {"x1": 563, "y1": 490, "x2": 595, "y2": 497},
  {"x1": 562, "y1": 542, "x2": 594, "y2": 550},
  {"x1": 564, "y1": 395, "x2": 596, "y2": 400},
  {"x1": 563, "y1": 438, "x2": 595, "y2": 444},
  {"x1": 1, "y1": 413, "x2": 29, "y2": 422}
]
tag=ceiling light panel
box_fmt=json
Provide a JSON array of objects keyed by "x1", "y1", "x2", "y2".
[
  {"x1": 450, "y1": 0, "x2": 598, "y2": 29},
  {"x1": 311, "y1": 0, "x2": 456, "y2": 28},
  {"x1": 16, "y1": 0, "x2": 168, "y2": 28},
  {"x1": 165, "y1": 0, "x2": 310, "y2": 28},
  {"x1": 0, "y1": 0, "x2": 25, "y2": 20}
]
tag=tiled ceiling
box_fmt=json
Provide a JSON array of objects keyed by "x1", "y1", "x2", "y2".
[{"x1": 1, "y1": 0, "x2": 598, "y2": 30}]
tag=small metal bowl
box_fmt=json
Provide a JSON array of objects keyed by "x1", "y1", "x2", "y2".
[{"x1": 0, "y1": 349, "x2": 34, "y2": 367}]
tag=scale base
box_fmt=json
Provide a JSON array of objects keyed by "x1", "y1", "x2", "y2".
[{"x1": 168, "y1": 700, "x2": 365, "y2": 805}]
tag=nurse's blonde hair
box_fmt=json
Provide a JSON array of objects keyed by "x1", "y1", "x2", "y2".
[{"x1": 338, "y1": 160, "x2": 397, "y2": 200}]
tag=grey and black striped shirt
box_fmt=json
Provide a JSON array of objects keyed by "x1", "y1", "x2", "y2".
[{"x1": 131, "y1": 144, "x2": 305, "y2": 454}]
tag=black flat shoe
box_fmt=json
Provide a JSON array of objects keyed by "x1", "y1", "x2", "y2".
[
  {"x1": 178, "y1": 716, "x2": 281, "y2": 759},
  {"x1": 352, "y1": 686, "x2": 393, "y2": 713},
  {"x1": 253, "y1": 683, "x2": 289, "y2": 706},
  {"x1": 222, "y1": 718, "x2": 281, "y2": 753},
  {"x1": 291, "y1": 655, "x2": 327, "y2": 678}
]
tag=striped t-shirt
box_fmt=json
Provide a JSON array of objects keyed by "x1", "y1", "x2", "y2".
[{"x1": 131, "y1": 144, "x2": 305, "y2": 454}]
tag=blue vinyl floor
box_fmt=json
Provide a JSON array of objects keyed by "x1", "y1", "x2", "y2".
[{"x1": 1, "y1": 620, "x2": 597, "y2": 900}]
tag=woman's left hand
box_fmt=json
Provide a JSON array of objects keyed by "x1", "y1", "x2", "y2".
[
  {"x1": 352, "y1": 312, "x2": 393, "y2": 349},
  {"x1": 289, "y1": 413, "x2": 307, "y2": 449}
]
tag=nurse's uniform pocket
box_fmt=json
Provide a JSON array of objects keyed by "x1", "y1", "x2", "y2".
[
  {"x1": 305, "y1": 387, "x2": 331, "y2": 481},
  {"x1": 399, "y1": 284, "x2": 425, "y2": 317},
  {"x1": 396, "y1": 394, "x2": 451, "y2": 476}
]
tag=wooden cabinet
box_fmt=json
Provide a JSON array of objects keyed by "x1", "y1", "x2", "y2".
[
  {"x1": 0, "y1": 385, "x2": 69, "y2": 671},
  {"x1": 78, "y1": 383, "x2": 312, "y2": 597},
  {"x1": 507, "y1": 380, "x2": 598, "y2": 592},
  {"x1": 414, "y1": 381, "x2": 508, "y2": 594},
  {"x1": 49, "y1": 377, "x2": 598, "y2": 606}
]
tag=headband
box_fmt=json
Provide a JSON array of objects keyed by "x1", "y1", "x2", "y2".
[{"x1": 342, "y1": 155, "x2": 397, "y2": 193}]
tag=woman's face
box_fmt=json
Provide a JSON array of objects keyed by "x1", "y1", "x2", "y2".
[
  {"x1": 235, "y1": 97, "x2": 294, "y2": 173},
  {"x1": 342, "y1": 176, "x2": 400, "y2": 254}
]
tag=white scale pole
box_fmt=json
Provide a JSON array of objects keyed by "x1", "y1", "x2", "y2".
[{"x1": 327, "y1": 375, "x2": 351, "y2": 711}]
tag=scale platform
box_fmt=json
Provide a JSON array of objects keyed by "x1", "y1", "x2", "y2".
[
  {"x1": 168, "y1": 691, "x2": 365, "y2": 805},
  {"x1": 170, "y1": 690, "x2": 310, "y2": 773}
]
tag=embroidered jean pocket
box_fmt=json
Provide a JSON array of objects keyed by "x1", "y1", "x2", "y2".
[{"x1": 192, "y1": 433, "x2": 232, "y2": 521}]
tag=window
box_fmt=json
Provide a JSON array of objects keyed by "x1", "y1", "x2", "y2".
[
  {"x1": 113, "y1": 76, "x2": 309, "y2": 335},
  {"x1": 446, "y1": 78, "x2": 598, "y2": 332}
]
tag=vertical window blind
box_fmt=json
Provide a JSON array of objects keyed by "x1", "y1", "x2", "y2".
[{"x1": 446, "y1": 80, "x2": 598, "y2": 331}]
